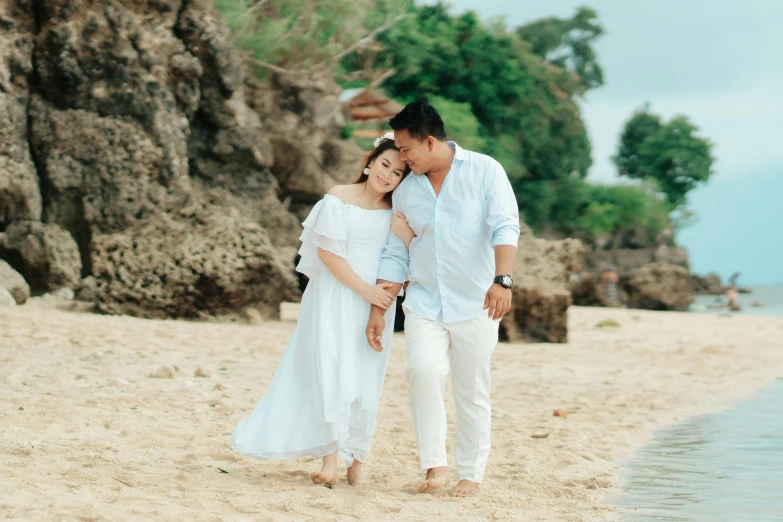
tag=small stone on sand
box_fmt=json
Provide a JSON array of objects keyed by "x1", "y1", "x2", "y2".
[
  {"x1": 150, "y1": 365, "x2": 177, "y2": 379},
  {"x1": 245, "y1": 308, "x2": 263, "y2": 325},
  {"x1": 52, "y1": 288, "x2": 75, "y2": 301}
]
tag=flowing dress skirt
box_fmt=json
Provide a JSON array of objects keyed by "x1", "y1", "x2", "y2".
[{"x1": 231, "y1": 196, "x2": 396, "y2": 465}]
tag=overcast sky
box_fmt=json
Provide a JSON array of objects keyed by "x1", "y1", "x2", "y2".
[{"x1": 423, "y1": 0, "x2": 783, "y2": 285}]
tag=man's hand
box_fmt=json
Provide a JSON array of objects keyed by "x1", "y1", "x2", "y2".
[
  {"x1": 366, "y1": 310, "x2": 386, "y2": 352},
  {"x1": 483, "y1": 283, "x2": 512, "y2": 320}
]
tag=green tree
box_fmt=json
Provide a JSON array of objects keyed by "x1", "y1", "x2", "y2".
[
  {"x1": 215, "y1": 0, "x2": 405, "y2": 77},
  {"x1": 215, "y1": 1, "x2": 691, "y2": 249},
  {"x1": 428, "y1": 96, "x2": 487, "y2": 152},
  {"x1": 578, "y1": 182, "x2": 671, "y2": 246},
  {"x1": 512, "y1": 176, "x2": 671, "y2": 246},
  {"x1": 511, "y1": 179, "x2": 556, "y2": 231},
  {"x1": 579, "y1": 201, "x2": 619, "y2": 240},
  {"x1": 614, "y1": 107, "x2": 715, "y2": 208},
  {"x1": 614, "y1": 106, "x2": 662, "y2": 178},
  {"x1": 516, "y1": 7, "x2": 604, "y2": 93},
  {"x1": 368, "y1": 3, "x2": 595, "y2": 182}
]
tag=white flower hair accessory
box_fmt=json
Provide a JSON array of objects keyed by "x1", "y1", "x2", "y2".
[{"x1": 373, "y1": 131, "x2": 395, "y2": 148}]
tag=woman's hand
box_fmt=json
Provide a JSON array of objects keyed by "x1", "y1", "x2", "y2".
[
  {"x1": 366, "y1": 310, "x2": 386, "y2": 352},
  {"x1": 363, "y1": 283, "x2": 395, "y2": 310},
  {"x1": 391, "y1": 211, "x2": 416, "y2": 249}
]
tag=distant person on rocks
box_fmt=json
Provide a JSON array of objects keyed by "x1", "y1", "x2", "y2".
[
  {"x1": 569, "y1": 263, "x2": 581, "y2": 283},
  {"x1": 598, "y1": 265, "x2": 621, "y2": 307},
  {"x1": 727, "y1": 283, "x2": 741, "y2": 312}
]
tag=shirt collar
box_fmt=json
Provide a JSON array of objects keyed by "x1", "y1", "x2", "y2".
[{"x1": 448, "y1": 141, "x2": 466, "y2": 162}]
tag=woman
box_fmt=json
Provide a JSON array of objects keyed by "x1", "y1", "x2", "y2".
[{"x1": 231, "y1": 133, "x2": 414, "y2": 487}]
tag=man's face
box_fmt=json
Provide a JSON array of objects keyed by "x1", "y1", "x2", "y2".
[{"x1": 393, "y1": 129, "x2": 433, "y2": 175}]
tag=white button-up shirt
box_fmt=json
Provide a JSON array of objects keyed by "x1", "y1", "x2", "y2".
[{"x1": 377, "y1": 142, "x2": 520, "y2": 324}]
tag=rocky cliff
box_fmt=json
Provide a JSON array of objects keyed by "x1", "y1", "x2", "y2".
[
  {"x1": 500, "y1": 222, "x2": 584, "y2": 343},
  {"x1": 570, "y1": 243, "x2": 694, "y2": 312},
  {"x1": 689, "y1": 272, "x2": 723, "y2": 295},
  {"x1": 2, "y1": 0, "x2": 589, "y2": 343},
  {"x1": 0, "y1": 0, "x2": 358, "y2": 318}
]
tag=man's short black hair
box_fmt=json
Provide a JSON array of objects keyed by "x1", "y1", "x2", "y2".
[{"x1": 389, "y1": 100, "x2": 447, "y2": 142}]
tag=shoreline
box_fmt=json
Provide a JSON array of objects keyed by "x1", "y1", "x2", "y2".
[
  {"x1": 615, "y1": 379, "x2": 783, "y2": 519},
  {"x1": 690, "y1": 283, "x2": 783, "y2": 319},
  {"x1": 2, "y1": 302, "x2": 782, "y2": 520}
]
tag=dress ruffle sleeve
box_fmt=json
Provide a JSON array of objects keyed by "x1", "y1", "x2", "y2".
[{"x1": 296, "y1": 194, "x2": 348, "y2": 279}]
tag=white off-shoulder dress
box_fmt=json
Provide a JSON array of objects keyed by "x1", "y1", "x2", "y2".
[{"x1": 231, "y1": 194, "x2": 397, "y2": 465}]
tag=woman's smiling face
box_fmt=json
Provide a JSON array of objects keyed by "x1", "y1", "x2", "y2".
[{"x1": 367, "y1": 149, "x2": 407, "y2": 194}]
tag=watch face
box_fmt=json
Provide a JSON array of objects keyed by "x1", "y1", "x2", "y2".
[{"x1": 503, "y1": 276, "x2": 512, "y2": 287}]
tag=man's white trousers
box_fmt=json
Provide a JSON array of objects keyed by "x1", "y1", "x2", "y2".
[{"x1": 403, "y1": 308, "x2": 499, "y2": 482}]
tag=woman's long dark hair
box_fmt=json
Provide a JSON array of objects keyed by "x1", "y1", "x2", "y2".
[{"x1": 353, "y1": 138, "x2": 411, "y2": 203}]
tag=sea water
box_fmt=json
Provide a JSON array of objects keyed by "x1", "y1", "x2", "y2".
[
  {"x1": 616, "y1": 379, "x2": 783, "y2": 521},
  {"x1": 690, "y1": 284, "x2": 783, "y2": 318}
]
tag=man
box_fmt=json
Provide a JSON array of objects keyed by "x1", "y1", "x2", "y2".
[{"x1": 365, "y1": 101, "x2": 520, "y2": 496}]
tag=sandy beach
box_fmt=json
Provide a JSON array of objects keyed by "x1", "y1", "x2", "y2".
[{"x1": 2, "y1": 300, "x2": 782, "y2": 521}]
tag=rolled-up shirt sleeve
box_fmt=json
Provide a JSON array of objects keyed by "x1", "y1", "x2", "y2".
[
  {"x1": 484, "y1": 160, "x2": 521, "y2": 248},
  {"x1": 377, "y1": 191, "x2": 409, "y2": 283}
]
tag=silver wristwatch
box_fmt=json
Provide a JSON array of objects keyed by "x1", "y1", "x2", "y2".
[{"x1": 493, "y1": 274, "x2": 513, "y2": 289}]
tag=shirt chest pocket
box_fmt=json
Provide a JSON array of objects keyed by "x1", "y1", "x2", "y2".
[{"x1": 451, "y1": 199, "x2": 484, "y2": 237}]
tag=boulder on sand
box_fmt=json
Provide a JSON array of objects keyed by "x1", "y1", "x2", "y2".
[
  {"x1": 622, "y1": 263, "x2": 691, "y2": 312},
  {"x1": 500, "y1": 222, "x2": 584, "y2": 343}
]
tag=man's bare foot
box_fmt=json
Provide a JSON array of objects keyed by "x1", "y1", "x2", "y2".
[
  {"x1": 451, "y1": 479, "x2": 480, "y2": 496},
  {"x1": 310, "y1": 451, "x2": 338, "y2": 488},
  {"x1": 346, "y1": 460, "x2": 363, "y2": 485},
  {"x1": 416, "y1": 466, "x2": 448, "y2": 493}
]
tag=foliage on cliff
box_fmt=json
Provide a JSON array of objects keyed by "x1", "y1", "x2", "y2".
[{"x1": 217, "y1": 0, "x2": 712, "y2": 247}]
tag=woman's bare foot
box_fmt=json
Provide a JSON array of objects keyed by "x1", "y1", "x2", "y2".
[
  {"x1": 451, "y1": 479, "x2": 480, "y2": 496},
  {"x1": 310, "y1": 451, "x2": 338, "y2": 488},
  {"x1": 416, "y1": 466, "x2": 448, "y2": 493},
  {"x1": 346, "y1": 460, "x2": 363, "y2": 485}
]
